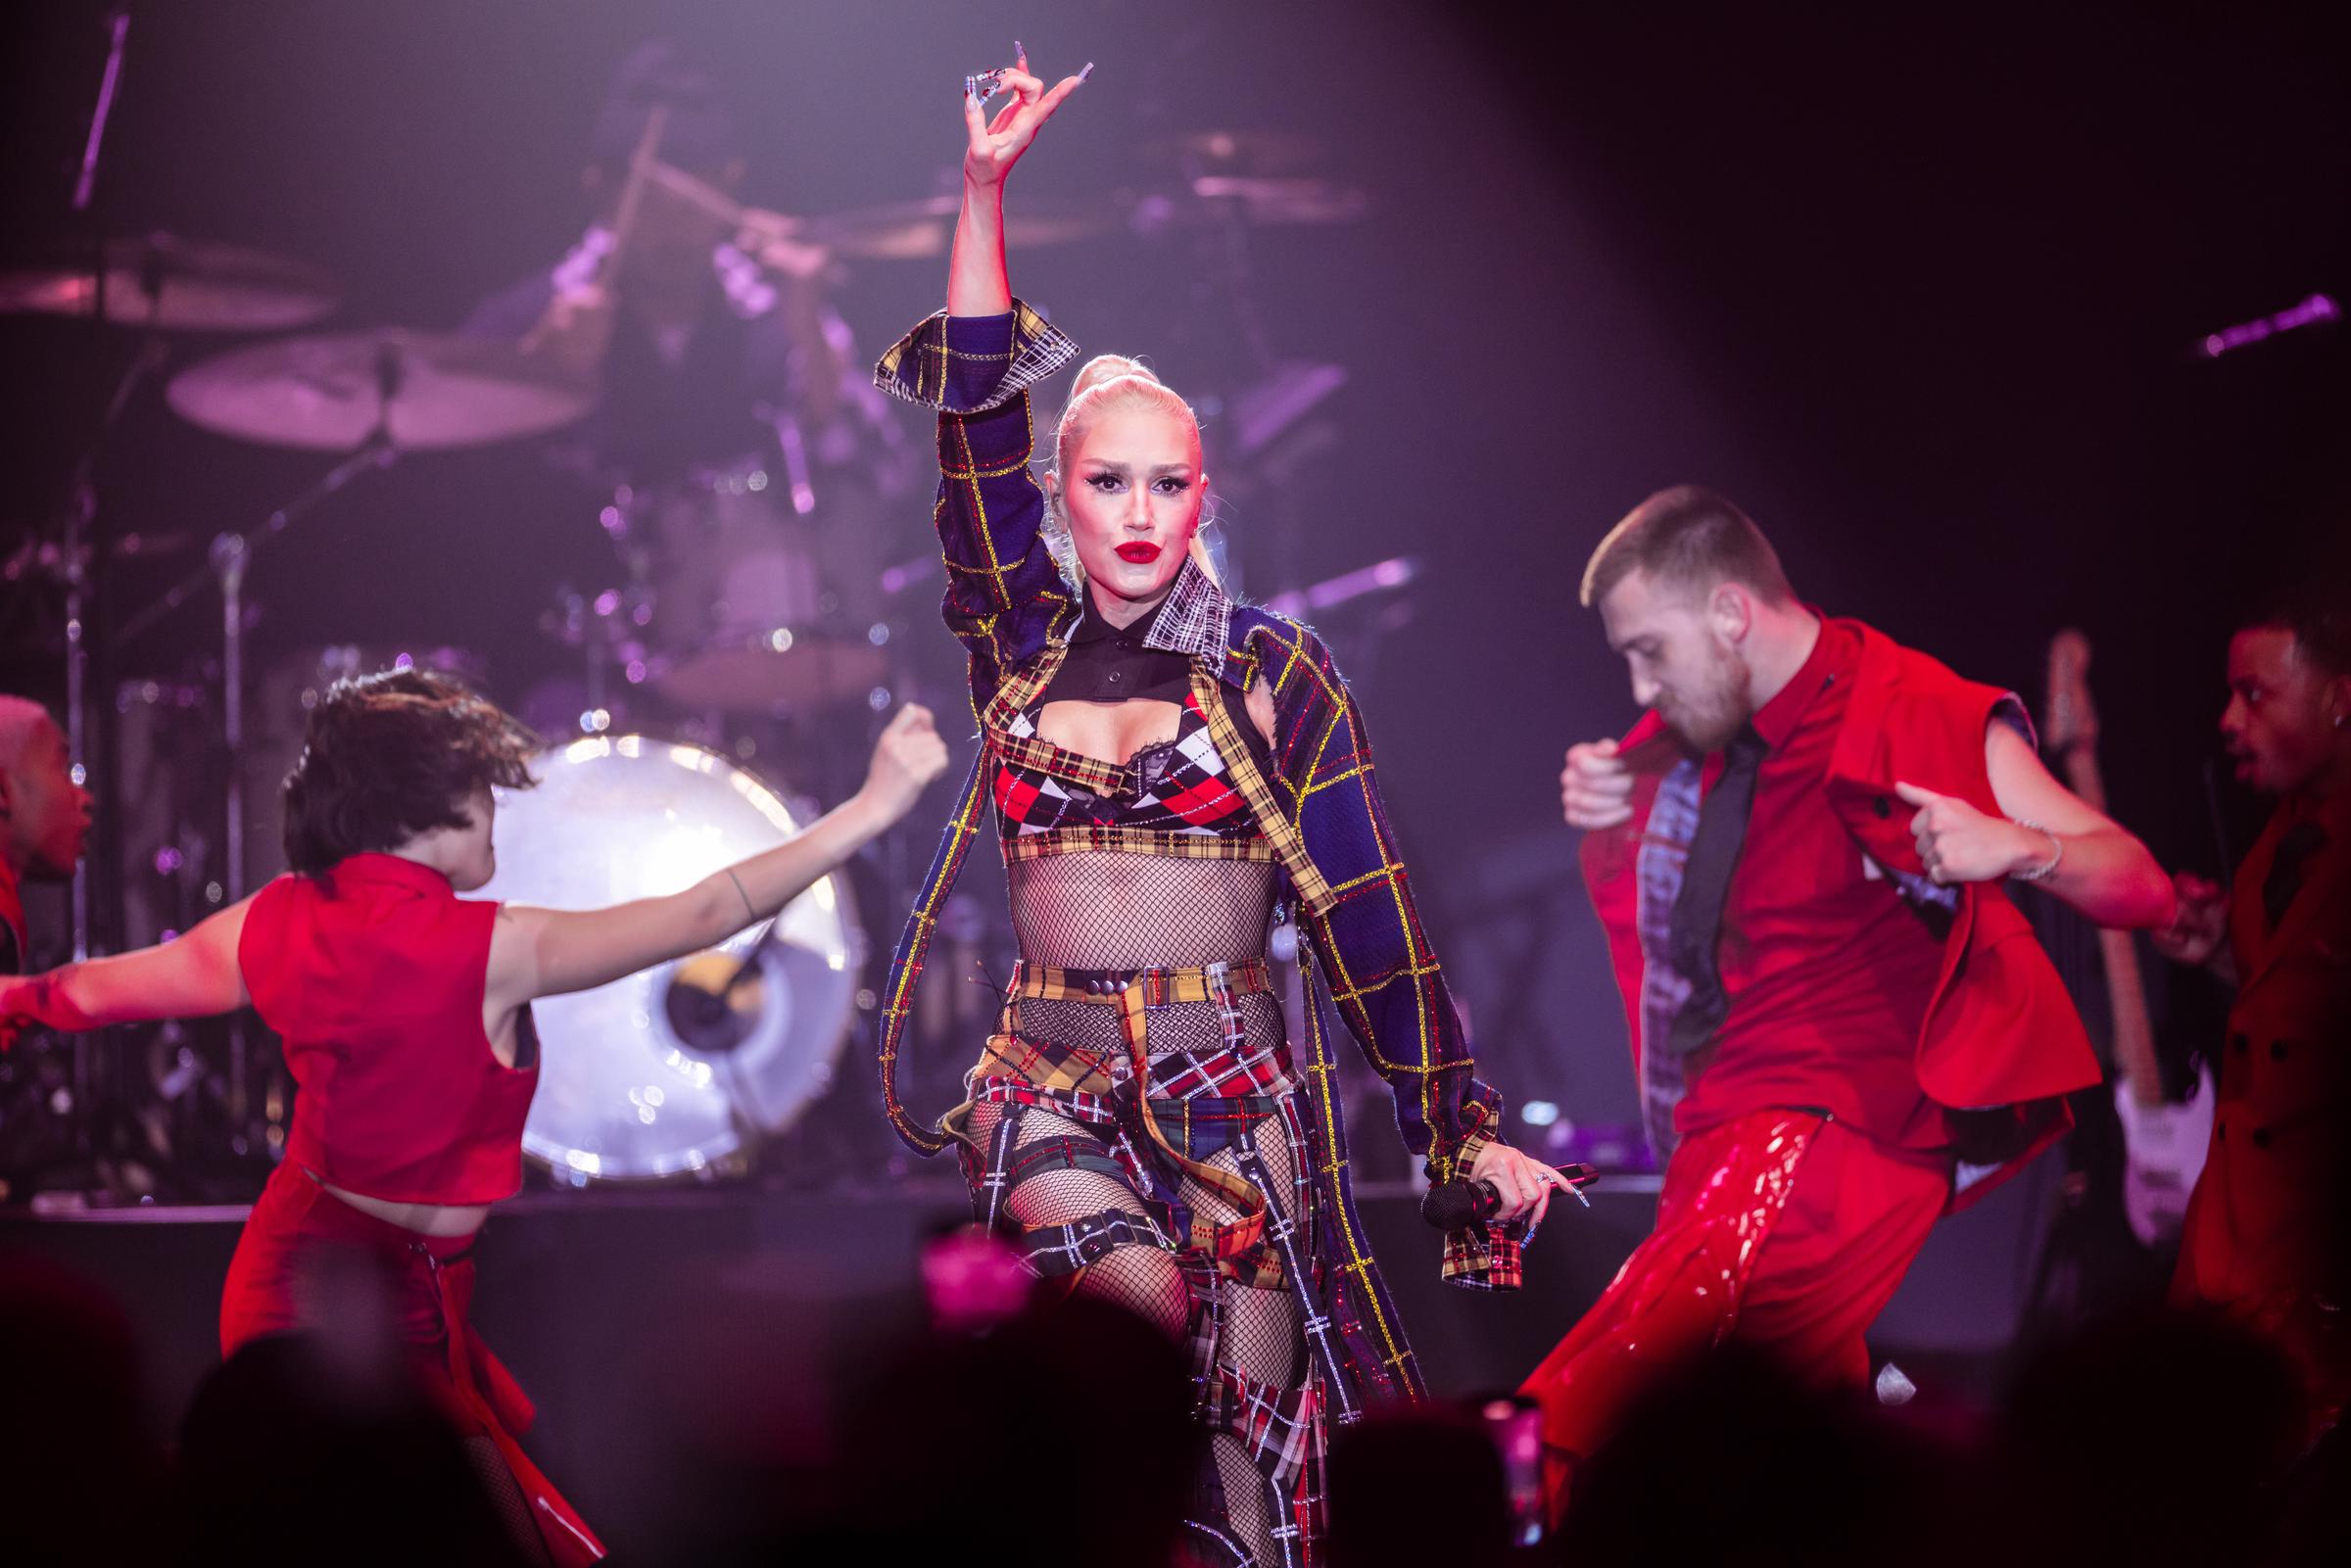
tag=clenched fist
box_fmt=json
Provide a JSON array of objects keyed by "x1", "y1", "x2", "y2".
[
  {"x1": 1560, "y1": 738, "x2": 1634, "y2": 831},
  {"x1": 858, "y1": 705, "x2": 951, "y2": 823},
  {"x1": 2152, "y1": 871, "x2": 2229, "y2": 967}
]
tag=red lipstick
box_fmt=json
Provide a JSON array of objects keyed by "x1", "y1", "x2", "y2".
[{"x1": 1115, "y1": 543, "x2": 1161, "y2": 564}]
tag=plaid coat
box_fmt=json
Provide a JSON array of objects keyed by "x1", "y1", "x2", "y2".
[{"x1": 873, "y1": 305, "x2": 1523, "y2": 1407}]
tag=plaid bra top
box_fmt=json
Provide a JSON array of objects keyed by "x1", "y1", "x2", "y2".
[{"x1": 989, "y1": 689, "x2": 1273, "y2": 857}]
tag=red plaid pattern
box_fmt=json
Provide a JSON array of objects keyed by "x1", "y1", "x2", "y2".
[
  {"x1": 994, "y1": 691, "x2": 1263, "y2": 842},
  {"x1": 1148, "y1": 1040, "x2": 1294, "y2": 1104}
]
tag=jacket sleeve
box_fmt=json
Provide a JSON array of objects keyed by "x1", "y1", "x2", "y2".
[
  {"x1": 873, "y1": 303, "x2": 1080, "y2": 683},
  {"x1": 1261, "y1": 620, "x2": 1522, "y2": 1287}
]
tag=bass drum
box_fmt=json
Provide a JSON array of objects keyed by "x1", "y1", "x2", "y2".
[{"x1": 477, "y1": 735, "x2": 862, "y2": 1183}]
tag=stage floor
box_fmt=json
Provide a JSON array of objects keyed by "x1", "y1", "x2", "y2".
[{"x1": 3, "y1": 1168, "x2": 2047, "y2": 1557}]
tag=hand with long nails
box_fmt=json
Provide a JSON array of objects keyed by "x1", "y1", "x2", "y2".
[{"x1": 961, "y1": 41, "x2": 1091, "y2": 189}]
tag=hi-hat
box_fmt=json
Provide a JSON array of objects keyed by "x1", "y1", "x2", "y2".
[
  {"x1": 0, "y1": 233, "x2": 338, "y2": 332},
  {"x1": 167, "y1": 329, "x2": 597, "y2": 451}
]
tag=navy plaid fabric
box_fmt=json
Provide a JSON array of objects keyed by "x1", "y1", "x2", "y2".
[{"x1": 872, "y1": 309, "x2": 1526, "y2": 1428}]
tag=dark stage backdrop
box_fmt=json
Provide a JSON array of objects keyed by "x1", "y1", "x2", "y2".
[{"x1": 2, "y1": 1, "x2": 2345, "y2": 1144}]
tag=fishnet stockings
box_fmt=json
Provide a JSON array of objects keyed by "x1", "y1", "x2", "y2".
[
  {"x1": 460, "y1": 1434, "x2": 553, "y2": 1568},
  {"x1": 1197, "y1": 1136, "x2": 1304, "y2": 1562},
  {"x1": 986, "y1": 846, "x2": 1303, "y2": 1562},
  {"x1": 966, "y1": 1096, "x2": 1306, "y2": 1566},
  {"x1": 965, "y1": 1098, "x2": 1187, "y2": 1336},
  {"x1": 1009, "y1": 855, "x2": 1275, "y2": 969}
]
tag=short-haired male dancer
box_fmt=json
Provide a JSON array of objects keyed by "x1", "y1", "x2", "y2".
[
  {"x1": 2156, "y1": 588, "x2": 2351, "y2": 1440},
  {"x1": 1524, "y1": 486, "x2": 2175, "y2": 1511}
]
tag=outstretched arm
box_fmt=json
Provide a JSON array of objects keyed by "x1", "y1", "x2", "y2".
[
  {"x1": 1896, "y1": 720, "x2": 2177, "y2": 928},
  {"x1": 0, "y1": 898, "x2": 254, "y2": 1039},
  {"x1": 486, "y1": 706, "x2": 948, "y2": 1008},
  {"x1": 870, "y1": 51, "x2": 1089, "y2": 680}
]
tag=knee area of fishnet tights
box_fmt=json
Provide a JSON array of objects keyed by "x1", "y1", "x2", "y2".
[
  {"x1": 1190, "y1": 1134, "x2": 1305, "y2": 1393},
  {"x1": 975, "y1": 1102, "x2": 1193, "y2": 1344}
]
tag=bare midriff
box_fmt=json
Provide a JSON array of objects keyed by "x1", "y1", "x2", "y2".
[{"x1": 312, "y1": 1175, "x2": 492, "y2": 1238}]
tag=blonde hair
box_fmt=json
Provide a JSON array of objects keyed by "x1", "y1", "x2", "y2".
[{"x1": 1048, "y1": 354, "x2": 1219, "y2": 588}]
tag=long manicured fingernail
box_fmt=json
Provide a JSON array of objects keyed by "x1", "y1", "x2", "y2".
[
  {"x1": 1014, "y1": 39, "x2": 1025, "y2": 60},
  {"x1": 1079, "y1": 61, "x2": 1095, "y2": 81}
]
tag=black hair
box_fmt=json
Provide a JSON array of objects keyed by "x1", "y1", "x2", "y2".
[{"x1": 280, "y1": 670, "x2": 538, "y2": 877}]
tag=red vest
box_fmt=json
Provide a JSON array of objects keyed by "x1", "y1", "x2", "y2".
[
  {"x1": 1582, "y1": 619, "x2": 2098, "y2": 1210},
  {"x1": 2175, "y1": 786, "x2": 2351, "y2": 1306},
  {"x1": 238, "y1": 853, "x2": 538, "y2": 1206}
]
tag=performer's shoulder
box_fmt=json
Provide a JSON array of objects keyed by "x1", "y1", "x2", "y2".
[
  {"x1": 1229, "y1": 602, "x2": 1331, "y2": 663},
  {"x1": 1840, "y1": 616, "x2": 2004, "y2": 706},
  {"x1": 1226, "y1": 606, "x2": 1361, "y2": 711}
]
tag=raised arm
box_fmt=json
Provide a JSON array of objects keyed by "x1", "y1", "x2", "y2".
[
  {"x1": 0, "y1": 898, "x2": 254, "y2": 1041},
  {"x1": 485, "y1": 705, "x2": 948, "y2": 1008},
  {"x1": 951, "y1": 47, "x2": 1088, "y2": 315},
  {"x1": 870, "y1": 52, "x2": 1089, "y2": 682}
]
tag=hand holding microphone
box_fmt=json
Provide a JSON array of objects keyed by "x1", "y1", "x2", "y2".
[{"x1": 1422, "y1": 1144, "x2": 1596, "y2": 1231}]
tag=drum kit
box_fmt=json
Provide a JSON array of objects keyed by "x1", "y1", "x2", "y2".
[{"x1": 4, "y1": 74, "x2": 1372, "y2": 1196}]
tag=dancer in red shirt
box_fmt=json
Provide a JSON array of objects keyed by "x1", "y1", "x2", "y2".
[
  {"x1": 1, "y1": 670, "x2": 946, "y2": 1564},
  {"x1": 1527, "y1": 487, "x2": 2174, "y2": 1514}
]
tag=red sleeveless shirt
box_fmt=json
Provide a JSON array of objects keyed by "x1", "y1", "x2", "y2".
[{"x1": 237, "y1": 852, "x2": 538, "y2": 1205}]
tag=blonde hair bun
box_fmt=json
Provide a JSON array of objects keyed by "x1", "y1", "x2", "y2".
[{"x1": 1068, "y1": 354, "x2": 1161, "y2": 400}]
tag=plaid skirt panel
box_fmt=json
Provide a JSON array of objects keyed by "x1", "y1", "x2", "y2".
[{"x1": 943, "y1": 960, "x2": 1343, "y2": 1566}]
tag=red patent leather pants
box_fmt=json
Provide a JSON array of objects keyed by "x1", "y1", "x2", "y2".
[
  {"x1": 220, "y1": 1162, "x2": 605, "y2": 1565},
  {"x1": 1519, "y1": 1111, "x2": 1947, "y2": 1520}
]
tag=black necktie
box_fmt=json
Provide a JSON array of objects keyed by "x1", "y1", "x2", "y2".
[
  {"x1": 2262, "y1": 820, "x2": 2326, "y2": 930},
  {"x1": 1666, "y1": 725, "x2": 1769, "y2": 1058}
]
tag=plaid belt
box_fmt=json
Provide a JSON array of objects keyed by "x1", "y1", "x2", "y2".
[
  {"x1": 1009, "y1": 957, "x2": 1274, "y2": 1006},
  {"x1": 962, "y1": 957, "x2": 1286, "y2": 1275}
]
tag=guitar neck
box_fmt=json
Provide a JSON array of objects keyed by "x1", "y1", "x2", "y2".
[{"x1": 2058, "y1": 741, "x2": 2165, "y2": 1108}]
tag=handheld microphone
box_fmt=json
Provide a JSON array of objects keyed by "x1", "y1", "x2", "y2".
[{"x1": 1419, "y1": 1163, "x2": 1597, "y2": 1230}]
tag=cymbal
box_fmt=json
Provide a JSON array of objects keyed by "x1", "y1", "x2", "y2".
[
  {"x1": 1139, "y1": 130, "x2": 1328, "y2": 174},
  {"x1": 1119, "y1": 177, "x2": 1370, "y2": 241},
  {"x1": 1185, "y1": 176, "x2": 1368, "y2": 226},
  {"x1": 0, "y1": 233, "x2": 338, "y2": 332},
  {"x1": 802, "y1": 195, "x2": 1115, "y2": 261},
  {"x1": 167, "y1": 329, "x2": 597, "y2": 451}
]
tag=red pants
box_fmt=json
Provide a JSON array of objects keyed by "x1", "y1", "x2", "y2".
[
  {"x1": 220, "y1": 1163, "x2": 606, "y2": 1565},
  {"x1": 1519, "y1": 1111, "x2": 1947, "y2": 1515}
]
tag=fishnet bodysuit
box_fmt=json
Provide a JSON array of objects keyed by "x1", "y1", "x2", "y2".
[{"x1": 970, "y1": 706, "x2": 1310, "y2": 1564}]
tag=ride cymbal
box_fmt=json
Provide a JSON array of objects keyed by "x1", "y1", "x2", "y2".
[
  {"x1": 0, "y1": 233, "x2": 338, "y2": 332},
  {"x1": 167, "y1": 328, "x2": 597, "y2": 451}
]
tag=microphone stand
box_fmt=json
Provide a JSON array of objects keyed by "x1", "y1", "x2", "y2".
[
  {"x1": 56, "y1": 7, "x2": 133, "y2": 1164},
  {"x1": 116, "y1": 347, "x2": 406, "y2": 1141}
]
